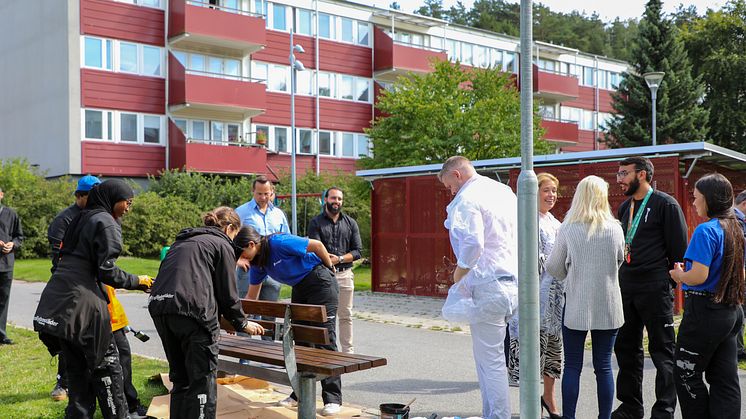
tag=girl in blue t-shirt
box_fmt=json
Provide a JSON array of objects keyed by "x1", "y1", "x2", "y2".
[
  {"x1": 239, "y1": 226, "x2": 344, "y2": 416},
  {"x1": 669, "y1": 173, "x2": 745, "y2": 419}
]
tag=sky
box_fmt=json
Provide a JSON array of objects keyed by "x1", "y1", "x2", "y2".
[{"x1": 379, "y1": 0, "x2": 726, "y2": 21}]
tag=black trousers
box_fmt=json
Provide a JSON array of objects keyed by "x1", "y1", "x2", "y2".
[
  {"x1": 61, "y1": 338, "x2": 128, "y2": 419},
  {"x1": 153, "y1": 315, "x2": 218, "y2": 419},
  {"x1": 57, "y1": 351, "x2": 68, "y2": 388},
  {"x1": 675, "y1": 295, "x2": 743, "y2": 419},
  {"x1": 0, "y1": 270, "x2": 12, "y2": 341},
  {"x1": 614, "y1": 281, "x2": 677, "y2": 419},
  {"x1": 112, "y1": 328, "x2": 139, "y2": 410},
  {"x1": 736, "y1": 304, "x2": 746, "y2": 357},
  {"x1": 290, "y1": 265, "x2": 342, "y2": 405}
]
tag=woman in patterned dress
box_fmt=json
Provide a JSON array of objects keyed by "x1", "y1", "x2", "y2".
[{"x1": 507, "y1": 172, "x2": 563, "y2": 419}]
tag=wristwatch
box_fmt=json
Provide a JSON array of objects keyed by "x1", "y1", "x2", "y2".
[{"x1": 338, "y1": 254, "x2": 345, "y2": 263}]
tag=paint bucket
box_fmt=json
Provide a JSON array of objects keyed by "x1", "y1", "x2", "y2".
[{"x1": 380, "y1": 403, "x2": 410, "y2": 419}]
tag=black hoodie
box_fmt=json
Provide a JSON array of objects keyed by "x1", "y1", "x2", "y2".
[{"x1": 148, "y1": 226, "x2": 248, "y2": 340}]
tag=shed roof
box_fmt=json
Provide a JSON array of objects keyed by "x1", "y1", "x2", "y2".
[{"x1": 356, "y1": 142, "x2": 746, "y2": 180}]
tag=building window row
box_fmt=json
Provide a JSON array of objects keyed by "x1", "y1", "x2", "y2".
[
  {"x1": 252, "y1": 1, "x2": 371, "y2": 47},
  {"x1": 113, "y1": 0, "x2": 162, "y2": 9},
  {"x1": 443, "y1": 38, "x2": 517, "y2": 73},
  {"x1": 251, "y1": 61, "x2": 372, "y2": 103},
  {"x1": 172, "y1": 50, "x2": 242, "y2": 79},
  {"x1": 252, "y1": 124, "x2": 371, "y2": 158},
  {"x1": 538, "y1": 59, "x2": 621, "y2": 90},
  {"x1": 173, "y1": 118, "x2": 243, "y2": 145},
  {"x1": 559, "y1": 106, "x2": 614, "y2": 131},
  {"x1": 82, "y1": 36, "x2": 164, "y2": 78},
  {"x1": 83, "y1": 109, "x2": 165, "y2": 145}
]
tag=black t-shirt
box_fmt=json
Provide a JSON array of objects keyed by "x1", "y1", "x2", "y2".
[{"x1": 617, "y1": 189, "x2": 688, "y2": 288}]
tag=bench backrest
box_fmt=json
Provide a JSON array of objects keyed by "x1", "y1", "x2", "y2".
[{"x1": 220, "y1": 300, "x2": 330, "y2": 346}]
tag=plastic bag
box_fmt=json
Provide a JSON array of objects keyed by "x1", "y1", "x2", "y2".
[
  {"x1": 442, "y1": 275, "x2": 518, "y2": 324},
  {"x1": 441, "y1": 279, "x2": 475, "y2": 324}
]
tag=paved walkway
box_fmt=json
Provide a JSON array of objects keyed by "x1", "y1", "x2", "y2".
[{"x1": 353, "y1": 291, "x2": 469, "y2": 334}]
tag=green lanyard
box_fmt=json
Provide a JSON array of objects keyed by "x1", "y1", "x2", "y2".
[{"x1": 625, "y1": 187, "x2": 653, "y2": 245}]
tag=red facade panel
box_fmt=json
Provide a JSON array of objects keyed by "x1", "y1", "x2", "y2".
[
  {"x1": 253, "y1": 31, "x2": 372, "y2": 77},
  {"x1": 168, "y1": 119, "x2": 186, "y2": 170},
  {"x1": 168, "y1": 0, "x2": 265, "y2": 52},
  {"x1": 562, "y1": 86, "x2": 614, "y2": 113},
  {"x1": 373, "y1": 27, "x2": 446, "y2": 74},
  {"x1": 253, "y1": 93, "x2": 372, "y2": 133},
  {"x1": 533, "y1": 66, "x2": 579, "y2": 99},
  {"x1": 541, "y1": 119, "x2": 579, "y2": 144},
  {"x1": 559, "y1": 130, "x2": 598, "y2": 153},
  {"x1": 81, "y1": 0, "x2": 165, "y2": 46},
  {"x1": 81, "y1": 69, "x2": 166, "y2": 114},
  {"x1": 82, "y1": 142, "x2": 165, "y2": 177}
]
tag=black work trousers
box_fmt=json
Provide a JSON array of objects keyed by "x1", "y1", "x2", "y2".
[
  {"x1": 61, "y1": 338, "x2": 128, "y2": 419},
  {"x1": 614, "y1": 281, "x2": 677, "y2": 419},
  {"x1": 674, "y1": 295, "x2": 743, "y2": 419},
  {"x1": 112, "y1": 328, "x2": 139, "y2": 410},
  {"x1": 153, "y1": 315, "x2": 218, "y2": 419},
  {"x1": 0, "y1": 271, "x2": 12, "y2": 342},
  {"x1": 289, "y1": 264, "x2": 342, "y2": 405},
  {"x1": 736, "y1": 304, "x2": 746, "y2": 358}
]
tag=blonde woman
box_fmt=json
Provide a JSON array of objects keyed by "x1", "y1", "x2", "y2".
[{"x1": 546, "y1": 175, "x2": 625, "y2": 419}]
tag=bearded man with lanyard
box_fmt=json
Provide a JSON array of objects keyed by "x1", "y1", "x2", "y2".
[{"x1": 611, "y1": 157, "x2": 688, "y2": 419}]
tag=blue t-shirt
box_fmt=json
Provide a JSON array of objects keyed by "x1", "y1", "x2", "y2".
[
  {"x1": 683, "y1": 218, "x2": 724, "y2": 292},
  {"x1": 248, "y1": 234, "x2": 322, "y2": 287}
]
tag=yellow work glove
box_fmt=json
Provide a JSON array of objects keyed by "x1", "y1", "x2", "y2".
[{"x1": 137, "y1": 275, "x2": 154, "y2": 292}]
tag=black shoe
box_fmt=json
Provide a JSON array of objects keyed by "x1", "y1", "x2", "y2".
[
  {"x1": 129, "y1": 404, "x2": 148, "y2": 419},
  {"x1": 0, "y1": 338, "x2": 13, "y2": 345},
  {"x1": 737, "y1": 352, "x2": 746, "y2": 361},
  {"x1": 541, "y1": 396, "x2": 562, "y2": 419},
  {"x1": 610, "y1": 408, "x2": 638, "y2": 419}
]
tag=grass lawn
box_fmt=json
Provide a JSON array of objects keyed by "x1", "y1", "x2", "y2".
[
  {"x1": 278, "y1": 264, "x2": 372, "y2": 299},
  {"x1": 0, "y1": 326, "x2": 168, "y2": 419},
  {"x1": 13, "y1": 257, "x2": 162, "y2": 283}
]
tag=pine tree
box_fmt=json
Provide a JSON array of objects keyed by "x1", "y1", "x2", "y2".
[{"x1": 605, "y1": 0, "x2": 708, "y2": 148}]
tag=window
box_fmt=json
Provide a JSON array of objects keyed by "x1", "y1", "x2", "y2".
[
  {"x1": 318, "y1": 72, "x2": 334, "y2": 97},
  {"x1": 461, "y1": 43, "x2": 473, "y2": 66},
  {"x1": 222, "y1": 0, "x2": 238, "y2": 11},
  {"x1": 227, "y1": 124, "x2": 240, "y2": 143},
  {"x1": 339, "y1": 76, "x2": 354, "y2": 100},
  {"x1": 560, "y1": 106, "x2": 581, "y2": 123},
  {"x1": 174, "y1": 118, "x2": 187, "y2": 134},
  {"x1": 396, "y1": 32, "x2": 410, "y2": 44},
  {"x1": 85, "y1": 110, "x2": 105, "y2": 140},
  {"x1": 476, "y1": 46, "x2": 489, "y2": 68},
  {"x1": 581, "y1": 110, "x2": 595, "y2": 130},
  {"x1": 190, "y1": 54, "x2": 206, "y2": 72},
  {"x1": 119, "y1": 42, "x2": 138, "y2": 73},
  {"x1": 296, "y1": 71, "x2": 313, "y2": 95},
  {"x1": 297, "y1": 9, "x2": 313, "y2": 36},
  {"x1": 341, "y1": 18, "x2": 354, "y2": 43},
  {"x1": 504, "y1": 52, "x2": 516, "y2": 73},
  {"x1": 539, "y1": 59, "x2": 556, "y2": 72},
  {"x1": 430, "y1": 37, "x2": 444, "y2": 51},
  {"x1": 446, "y1": 40, "x2": 459, "y2": 62},
  {"x1": 225, "y1": 59, "x2": 240, "y2": 78},
  {"x1": 270, "y1": 65, "x2": 289, "y2": 92},
  {"x1": 252, "y1": 61, "x2": 268, "y2": 83},
  {"x1": 275, "y1": 127, "x2": 288, "y2": 152},
  {"x1": 356, "y1": 135, "x2": 369, "y2": 157},
  {"x1": 272, "y1": 3, "x2": 287, "y2": 31},
  {"x1": 192, "y1": 121, "x2": 207, "y2": 140},
  {"x1": 142, "y1": 45, "x2": 161, "y2": 76},
  {"x1": 173, "y1": 50, "x2": 187, "y2": 66},
  {"x1": 255, "y1": 125, "x2": 269, "y2": 144},
  {"x1": 411, "y1": 33, "x2": 424, "y2": 47},
  {"x1": 84, "y1": 37, "x2": 104, "y2": 68},
  {"x1": 120, "y1": 113, "x2": 138, "y2": 142},
  {"x1": 139, "y1": 0, "x2": 160, "y2": 7},
  {"x1": 211, "y1": 121, "x2": 224, "y2": 144},
  {"x1": 491, "y1": 49, "x2": 503, "y2": 68},
  {"x1": 583, "y1": 66, "x2": 594, "y2": 86},
  {"x1": 357, "y1": 22, "x2": 370, "y2": 46},
  {"x1": 298, "y1": 129, "x2": 313, "y2": 154},
  {"x1": 598, "y1": 70, "x2": 608, "y2": 90},
  {"x1": 144, "y1": 115, "x2": 161, "y2": 144},
  {"x1": 319, "y1": 131, "x2": 332, "y2": 155},
  {"x1": 208, "y1": 56, "x2": 222, "y2": 74},
  {"x1": 610, "y1": 72, "x2": 620, "y2": 89},
  {"x1": 356, "y1": 79, "x2": 370, "y2": 102},
  {"x1": 341, "y1": 133, "x2": 355, "y2": 157},
  {"x1": 319, "y1": 13, "x2": 334, "y2": 39},
  {"x1": 539, "y1": 105, "x2": 556, "y2": 119}
]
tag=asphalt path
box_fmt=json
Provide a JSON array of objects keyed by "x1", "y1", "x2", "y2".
[{"x1": 8, "y1": 281, "x2": 746, "y2": 418}]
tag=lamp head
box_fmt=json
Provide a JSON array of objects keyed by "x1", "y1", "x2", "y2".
[
  {"x1": 293, "y1": 60, "x2": 306, "y2": 71},
  {"x1": 643, "y1": 71, "x2": 665, "y2": 91},
  {"x1": 293, "y1": 44, "x2": 305, "y2": 54}
]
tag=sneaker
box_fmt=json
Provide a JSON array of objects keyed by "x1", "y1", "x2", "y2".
[
  {"x1": 129, "y1": 404, "x2": 148, "y2": 419},
  {"x1": 50, "y1": 382, "x2": 68, "y2": 401},
  {"x1": 321, "y1": 403, "x2": 341, "y2": 416},
  {"x1": 277, "y1": 396, "x2": 298, "y2": 408}
]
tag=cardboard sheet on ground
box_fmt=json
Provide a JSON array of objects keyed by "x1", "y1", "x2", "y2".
[{"x1": 147, "y1": 373, "x2": 374, "y2": 418}]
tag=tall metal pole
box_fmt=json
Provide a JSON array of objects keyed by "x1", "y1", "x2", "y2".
[
  {"x1": 290, "y1": 13, "x2": 298, "y2": 235},
  {"x1": 518, "y1": 0, "x2": 540, "y2": 418},
  {"x1": 651, "y1": 88, "x2": 657, "y2": 146}
]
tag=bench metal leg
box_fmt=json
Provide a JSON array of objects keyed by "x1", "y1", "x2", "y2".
[{"x1": 297, "y1": 374, "x2": 316, "y2": 419}]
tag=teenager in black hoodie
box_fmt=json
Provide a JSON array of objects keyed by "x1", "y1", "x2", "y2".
[
  {"x1": 33, "y1": 179, "x2": 153, "y2": 419},
  {"x1": 148, "y1": 206, "x2": 264, "y2": 419}
]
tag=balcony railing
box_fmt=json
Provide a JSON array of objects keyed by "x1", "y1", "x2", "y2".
[
  {"x1": 185, "y1": 0, "x2": 263, "y2": 17},
  {"x1": 392, "y1": 39, "x2": 446, "y2": 53},
  {"x1": 185, "y1": 137, "x2": 266, "y2": 148},
  {"x1": 184, "y1": 68, "x2": 265, "y2": 84}
]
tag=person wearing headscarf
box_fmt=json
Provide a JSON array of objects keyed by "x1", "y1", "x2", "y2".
[{"x1": 33, "y1": 179, "x2": 153, "y2": 419}]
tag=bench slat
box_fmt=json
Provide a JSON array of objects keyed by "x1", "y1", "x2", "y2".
[
  {"x1": 219, "y1": 343, "x2": 344, "y2": 376},
  {"x1": 240, "y1": 300, "x2": 327, "y2": 323},
  {"x1": 220, "y1": 318, "x2": 330, "y2": 346}
]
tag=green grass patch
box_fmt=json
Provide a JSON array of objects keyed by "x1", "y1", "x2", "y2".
[
  {"x1": 0, "y1": 325, "x2": 168, "y2": 418},
  {"x1": 278, "y1": 264, "x2": 372, "y2": 299},
  {"x1": 14, "y1": 257, "x2": 162, "y2": 283}
]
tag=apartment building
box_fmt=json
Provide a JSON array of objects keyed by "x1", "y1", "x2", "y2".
[{"x1": 0, "y1": 0, "x2": 628, "y2": 179}]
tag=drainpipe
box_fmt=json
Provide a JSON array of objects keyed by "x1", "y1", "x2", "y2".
[
  {"x1": 314, "y1": 0, "x2": 320, "y2": 175},
  {"x1": 594, "y1": 55, "x2": 600, "y2": 151},
  {"x1": 164, "y1": 0, "x2": 170, "y2": 172}
]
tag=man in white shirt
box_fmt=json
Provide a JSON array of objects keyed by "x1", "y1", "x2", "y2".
[{"x1": 439, "y1": 156, "x2": 518, "y2": 419}]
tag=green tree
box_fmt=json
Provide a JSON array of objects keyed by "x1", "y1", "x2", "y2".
[
  {"x1": 604, "y1": 18, "x2": 639, "y2": 62},
  {"x1": 446, "y1": 1, "x2": 469, "y2": 25},
  {"x1": 414, "y1": 0, "x2": 445, "y2": 19},
  {"x1": 681, "y1": 0, "x2": 746, "y2": 153},
  {"x1": 361, "y1": 60, "x2": 550, "y2": 169},
  {"x1": 605, "y1": 0, "x2": 708, "y2": 148}
]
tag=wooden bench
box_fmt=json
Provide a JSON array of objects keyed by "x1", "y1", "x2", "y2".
[{"x1": 219, "y1": 299, "x2": 387, "y2": 418}]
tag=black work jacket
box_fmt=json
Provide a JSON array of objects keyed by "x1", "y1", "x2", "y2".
[
  {"x1": 33, "y1": 211, "x2": 138, "y2": 368},
  {"x1": 148, "y1": 227, "x2": 248, "y2": 341},
  {"x1": 0, "y1": 205, "x2": 24, "y2": 272},
  {"x1": 47, "y1": 204, "x2": 81, "y2": 273}
]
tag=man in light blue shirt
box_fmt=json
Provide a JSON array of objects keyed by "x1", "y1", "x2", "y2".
[{"x1": 235, "y1": 176, "x2": 289, "y2": 339}]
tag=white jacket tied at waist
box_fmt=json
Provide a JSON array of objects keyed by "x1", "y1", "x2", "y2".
[{"x1": 443, "y1": 174, "x2": 518, "y2": 323}]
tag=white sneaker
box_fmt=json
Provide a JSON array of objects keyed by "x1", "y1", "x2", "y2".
[
  {"x1": 277, "y1": 396, "x2": 298, "y2": 408},
  {"x1": 321, "y1": 403, "x2": 341, "y2": 416}
]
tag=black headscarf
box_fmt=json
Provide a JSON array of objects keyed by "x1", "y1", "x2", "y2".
[{"x1": 60, "y1": 180, "x2": 134, "y2": 257}]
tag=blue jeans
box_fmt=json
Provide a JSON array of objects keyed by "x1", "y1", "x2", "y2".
[{"x1": 562, "y1": 326, "x2": 619, "y2": 419}]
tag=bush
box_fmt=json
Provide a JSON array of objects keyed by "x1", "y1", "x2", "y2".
[
  {"x1": 148, "y1": 170, "x2": 254, "y2": 211},
  {"x1": 120, "y1": 192, "x2": 202, "y2": 257}
]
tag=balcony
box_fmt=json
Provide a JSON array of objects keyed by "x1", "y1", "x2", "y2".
[
  {"x1": 533, "y1": 65, "x2": 579, "y2": 102},
  {"x1": 168, "y1": 120, "x2": 267, "y2": 174},
  {"x1": 541, "y1": 118, "x2": 579, "y2": 145},
  {"x1": 168, "y1": 54, "x2": 266, "y2": 120},
  {"x1": 169, "y1": 0, "x2": 265, "y2": 57},
  {"x1": 373, "y1": 27, "x2": 447, "y2": 83}
]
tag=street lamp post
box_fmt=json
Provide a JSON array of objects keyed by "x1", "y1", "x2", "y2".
[
  {"x1": 289, "y1": 23, "x2": 305, "y2": 235},
  {"x1": 643, "y1": 71, "x2": 665, "y2": 146}
]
